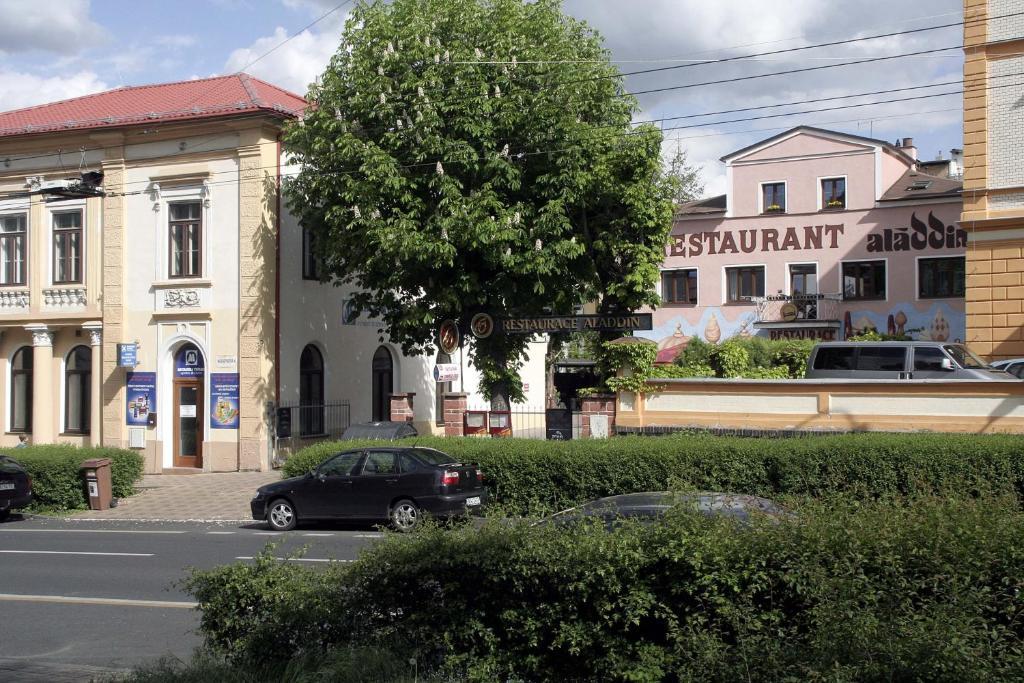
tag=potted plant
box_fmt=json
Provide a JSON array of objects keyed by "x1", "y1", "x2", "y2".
[
  {"x1": 826, "y1": 199, "x2": 844, "y2": 209},
  {"x1": 764, "y1": 203, "x2": 783, "y2": 213}
]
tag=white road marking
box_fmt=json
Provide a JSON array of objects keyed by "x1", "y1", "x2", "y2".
[
  {"x1": 0, "y1": 593, "x2": 196, "y2": 609},
  {"x1": 207, "y1": 531, "x2": 235, "y2": 535},
  {"x1": 253, "y1": 531, "x2": 281, "y2": 536},
  {"x1": 0, "y1": 550, "x2": 154, "y2": 557},
  {"x1": 0, "y1": 529, "x2": 186, "y2": 534},
  {"x1": 354, "y1": 533, "x2": 384, "y2": 538},
  {"x1": 302, "y1": 533, "x2": 333, "y2": 537},
  {"x1": 234, "y1": 556, "x2": 350, "y2": 563}
]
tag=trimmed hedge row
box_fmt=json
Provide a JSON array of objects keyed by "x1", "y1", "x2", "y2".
[
  {"x1": 3, "y1": 445, "x2": 144, "y2": 510},
  {"x1": 283, "y1": 433, "x2": 1024, "y2": 514},
  {"x1": 188, "y1": 496, "x2": 1024, "y2": 681}
]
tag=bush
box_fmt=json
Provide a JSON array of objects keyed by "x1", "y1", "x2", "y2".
[
  {"x1": 3, "y1": 445, "x2": 144, "y2": 511},
  {"x1": 673, "y1": 336, "x2": 815, "y2": 379},
  {"x1": 187, "y1": 496, "x2": 1024, "y2": 681},
  {"x1": 282, "y1": 433, "x2": 1024, "y2": 517}
]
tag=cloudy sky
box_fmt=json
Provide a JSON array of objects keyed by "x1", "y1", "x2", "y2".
[{"x1": 0, "y1": 0, "x2": 964, "y2": 196}]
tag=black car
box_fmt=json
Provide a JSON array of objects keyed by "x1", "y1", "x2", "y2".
[
  {"x1": 0, "y1": 455, "x2": 33, "y2": 521},
  {"x1": 252, "y1": 447, "x2": 486, "y2": 532},
  {"x1": 539, "y1": 491, "x2": 789, "y2": 528},
  {"x1": 339, "y1": 421, "x2": 418, "y2": 441}
]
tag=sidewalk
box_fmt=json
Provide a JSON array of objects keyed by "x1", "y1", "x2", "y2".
[{"x1": 67, "y1": 471, "x2": 281, "y2": 522}]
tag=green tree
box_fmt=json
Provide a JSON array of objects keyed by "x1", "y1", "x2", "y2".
[
  {"x1": 284, "y1": 0, "x2": 675, "y2": 405},
  {"x1": 666, "y1": 142, "x2": 705, "y2": 205}
]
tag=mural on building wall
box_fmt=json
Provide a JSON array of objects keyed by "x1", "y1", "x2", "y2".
[{"x1": 643, "y1": 300, "x2": 966, "y2": 363}]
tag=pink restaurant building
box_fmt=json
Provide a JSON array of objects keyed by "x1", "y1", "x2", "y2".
[{"x1": 645, "y1": 126, "x2": 965, "y2": 361}]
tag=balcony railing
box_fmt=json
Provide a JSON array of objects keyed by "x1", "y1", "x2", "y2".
[
  {"x1": 42, "y1": 287, "x2": 87, "y2": 309},
  {"x1": 0, "y1": 289, "x2": 29, "y2": 311},
  {"x1": 751, "y1": 293, "x2": 842, "y2": 323}
]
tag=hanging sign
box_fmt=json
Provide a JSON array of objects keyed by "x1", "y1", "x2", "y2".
[
  {"x1": 117, "y1": 343, "x2": 138, "y2": 367},
  {"x1": 126, "y1": 372, "x2": 156, "y2": 425},
  {"x1": 438, "y1": 319, "x2": 460, "y2": 354},
  {"x1": 210, "y1": 373, "x2": 240, "y2": 429},
  {"x1": 470, "y1": 313, "x2": 494, "y2": 339},
  {"x1": 433, "y1": 364, "x2": 460, "y2": 383},
  {"x1": 500, "y1": 313, "x2": 653, "y2": 334},
  {"x1": 175, "y1": 345, "x2": 205, "y2": 379}
]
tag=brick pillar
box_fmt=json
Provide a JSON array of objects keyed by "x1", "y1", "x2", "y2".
[
  {"x1": 443, "y1": 393, "x2": 468, "y2": 436},
  {"x1": 389, "y1": 393, "x2": 415, "y2": 422},
  {"x1": 580, "y1": 394, "x2": 616, "y2": 438}
]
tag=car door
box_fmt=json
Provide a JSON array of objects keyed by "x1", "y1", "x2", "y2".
[
  {"x1": 304, "y1": 451, "x2": 364, "y2": 518},
  {"x1": 349, "y1": 450, "x2": 400, "y2": 518},
  {"x1": 911, "y1": 346, "x2": 954, "y2": 379}
]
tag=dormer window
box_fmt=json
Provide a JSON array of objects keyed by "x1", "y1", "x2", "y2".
[
  {"x1": 761, "y1": 182, "x2": 786, "y2": 213},
  {"x1": 821, "y1": 177, "x2": 846, "y2": 210}
]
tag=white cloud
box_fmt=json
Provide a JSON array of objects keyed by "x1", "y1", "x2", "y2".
[
  {"x1": 0, "y1": 0, "x2": 106, "y2": 55},
  {"x1": 0, "y1": 69, "x2": 109, "y2": 110},
  {"x1": 222, "y1": 21, "x2": 345, "y2": 95},
  {"x1": 156, "y1": 34, "x2": 198, "y2": 48}
]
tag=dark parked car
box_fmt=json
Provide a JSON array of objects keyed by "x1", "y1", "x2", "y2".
[
  {"x1": 339, "y1": 421, "x2": 418, "y2": 441},
  {"x1": 0, "y1": 455, "x2": 33, "y2": 521},
  {"x1": 538, "y1": 491, "x2": 789, "y2": 528},
  {"x1": 252, "y1": 447, "x2": 486, "y2": 531}
]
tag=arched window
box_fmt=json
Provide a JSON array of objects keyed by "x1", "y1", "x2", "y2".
[
  {"x1": 10, "y1": 346, "x2": 32, "y2": 433},
  {"x1": 299, "y1": 345, "x2": 324, "y2": 436},
  {"x1": 65, "y1": 345, "x2": 91, "y2": 434},
  {"x1": 371, "y1": 346, "x2": 393, "y2": 422}
]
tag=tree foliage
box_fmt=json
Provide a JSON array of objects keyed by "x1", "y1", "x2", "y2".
[
  {"x1": 666, "y1": 143, "x2": 704, "y2": 205},
  {"x1": 283, "y1": 0, "x2": 676, "y2": 401}
]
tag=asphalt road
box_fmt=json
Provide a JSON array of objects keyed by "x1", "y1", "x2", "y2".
[{"x1": 0, "y1": 514, "x2": 384, "y2": 681}]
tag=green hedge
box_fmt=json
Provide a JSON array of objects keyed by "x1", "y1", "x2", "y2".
[
  {"x1": 283, "y1": 433, "x2": 1024, "y2": 515},
  {"x1": 3, "y1": 445, "x2": 144, "y2": 511},
  {"x1": 187, "y1": 496, "x2": 1024, "y2": 681}
]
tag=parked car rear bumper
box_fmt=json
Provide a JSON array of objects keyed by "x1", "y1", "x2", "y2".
[
  {"x1": 418, "y1": 490, "x2": 488, "y2": 517},
  {"x1": 0, "y1": 492, "x2": 32, "y2": 512}
]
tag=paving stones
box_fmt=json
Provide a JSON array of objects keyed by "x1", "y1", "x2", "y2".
[{"x1": 68, "y1": 471, "x2": 281, "y2": 522}]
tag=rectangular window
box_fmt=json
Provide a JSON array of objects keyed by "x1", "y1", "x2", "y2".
[
  {"x1": 53, "y1": 210, "x2": 83, "y2": 284},
  {"x1": 168, "y1": 202, "x2": 202, "y2": 278},
  {"x1": 855, "y1": 346, "x2": 907, "y2": 372},
  {"x1": 789, "y1": 264, "x2": 817, "y2": 295},
  {"x1": 821, "y1": 177, "x2": 846, "y2": 210},
  {"x1": 0, "y1": 214, "x2": 27, "y2": 286},
  {"x1": 302, "y1": 226, "x2": 319, "y2": 280},
  {"x1": 761, "y1": 182, "x2": 786, "y2": 213},
  {"x1": 842, "y1": 260, "x2": 886, "y2": 300},
  {"x1": 661, "y1": 268, "x2": 698, "y2": 304},
  {"x1": 725, "y1": 266, "x2": 765, "y2": 302},
  {"x1": 918, "y1": 256, "x2": 965, "y2": 299}
]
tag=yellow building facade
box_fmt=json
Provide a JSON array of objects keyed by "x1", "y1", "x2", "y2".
[{"x1": 963, "y1": 0, "x2": 1024, "y2": 359}]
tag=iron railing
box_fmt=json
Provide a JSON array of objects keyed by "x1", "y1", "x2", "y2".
[{"x1": 751, "y1": 293, "x2": 842, "y2": 322}]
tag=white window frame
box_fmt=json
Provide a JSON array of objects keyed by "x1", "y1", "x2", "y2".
[
  {"x1": 915, "y1": 254, "x2": 966, "y2": 302},
  {"x1": 758, "y1": 180, "x2": 788, "y2": 214},
  {"x1": 158, "y1": 186, "x2": 211, "y2": 282},
  {"x1": 817, "y1": 175, "x2": 848, "y2": 211},
  {"x1": 838, "y1": 257, "x2": 889, "y2": 302},
  {"x1": 659, "y1": 266, "x2": 699, "y2": 305},
  {"x1": 722, "y1": 263, "x2": 767, "y2": 305},
  {"x1": 785, "y1": 261, "x2": 820, "y2": 296},
  {"x1": 46, "y1": 201, "x2": 86, "y2": 287}
]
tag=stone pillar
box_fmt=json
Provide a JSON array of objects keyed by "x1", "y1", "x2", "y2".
[
  {"x1": 27, "y1": 326, "x2": 55, "y2": 444},
  {"x1": 83, "y1": 324, "x2": 103, "y2": 445},
  {"x1": 97, "y1": 148, "x2": 127, "y2": 448},
  {"x1": 580, "y1": 394, "x2": 617, "y2": 439},
  {"x1": 389, "y1": 393, "x2": 415, "y2": 422},
  {"x1": 443, "y1": 393, "x2": 468, "y2": 437}
]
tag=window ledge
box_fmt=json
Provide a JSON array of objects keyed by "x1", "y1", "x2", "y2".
[{"x1": 152, "y1": 279, "x2": 213, "y2": 288}]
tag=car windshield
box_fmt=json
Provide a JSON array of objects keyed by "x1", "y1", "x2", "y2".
[
  {"x1": 411, "y1": 448, "x2": 458, "y2": 466},
  {"x1": 944, "y1": 345, "x2": 989, "y2": 369}
]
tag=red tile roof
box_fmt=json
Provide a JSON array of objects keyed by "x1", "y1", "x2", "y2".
[{"x1": 0, "y1": 74, "x2": 307, "y2": 139}]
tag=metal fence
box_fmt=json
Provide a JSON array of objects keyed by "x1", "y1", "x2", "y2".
[
  {"x1": 273, "y1": 400, "x2": 351, "y2": 458},
  {"x1": 466, "y1": 403, "x2": 583, "y2": 440}
]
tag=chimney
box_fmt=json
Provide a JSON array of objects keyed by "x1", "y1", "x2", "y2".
[{"x1": 900, "y1": 137, "x2": 917, "y2": 160}]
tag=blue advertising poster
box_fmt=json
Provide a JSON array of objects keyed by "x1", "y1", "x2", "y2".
[
  {"x1": 126, "y1": 372, "x2": 156, "y2": 425},
  {"x1": 210, "y1": 373, "x2": 240, "y2": 429},
  {"x1": 175, "y1": 344, "x2": 204, "y2": 379}
]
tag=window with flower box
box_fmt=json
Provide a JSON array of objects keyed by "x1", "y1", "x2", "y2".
[
  {"x1": 761, "y1": 182, "x2": 786, "y2": 213},
  {"x1": 821, "y1": 177, "x2": 846, "y2": 210}
]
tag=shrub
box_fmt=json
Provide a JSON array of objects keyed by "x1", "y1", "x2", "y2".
[
  {"x1": 282, "y1": 433, "x2": 1024, "y2": 516},
  {"x1": 673, "y1": 336, "x2": 814, "y2": 379},
  {"x1": 3, "y1": 445, "x2": 144, "y2": 510},
  {"x1": 188, "y1": 496, "x2": 1024, "y2": 681}
]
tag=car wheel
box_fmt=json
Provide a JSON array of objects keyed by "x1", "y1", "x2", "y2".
[
  {"x1": 267, "y1": 498, "x2": 297, "y2": 531},
  {"x1": 390, "y1": 499, "x2": 420, "y2": 533}
]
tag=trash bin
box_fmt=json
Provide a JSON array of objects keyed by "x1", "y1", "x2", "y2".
[{"x1": 80, "y1": 458, "x2": 113, "y2": 511}]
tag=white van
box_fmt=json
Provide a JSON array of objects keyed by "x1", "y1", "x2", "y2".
[{"x1": 805, "y1": 342, "x2": 1014, "y2": 380}]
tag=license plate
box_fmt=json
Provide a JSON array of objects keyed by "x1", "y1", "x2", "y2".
[
  {"x1": 0, "y1": 482, "x2": 14, "y2": 490},
  {"x1": 466, "y1": 496, "x2": 481, "y2": 507}
]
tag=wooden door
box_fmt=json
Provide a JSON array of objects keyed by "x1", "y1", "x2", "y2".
[{"x1": 173, "y1": 379, "x2": 203, "y2": 468}]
